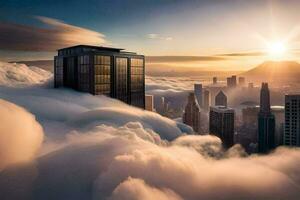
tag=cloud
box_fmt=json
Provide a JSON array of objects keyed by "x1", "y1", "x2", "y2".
[
  {"x1": 0, "y1": 60, "x2": 300, "y2": 200},
  {"x1": 146, "y1": 33, "x2": 173, "y2": 41},
  {"x1": 0, "y1": 99, "x2": 43, "y2": 171},
  {"x1": 0, "y1": 16, "x2": 107, "y2": 51},
  {"x1": 146, "y1": 56, "x2": 225, "y2": 63},
  {"x1": 216, "y1": 51, "x2": 266, "y2": 57}
]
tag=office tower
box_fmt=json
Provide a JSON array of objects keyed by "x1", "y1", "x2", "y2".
[
  {"x1": 156, "y1": 97, "x2": 166, "y2": 114},
  {"x1": 271, "y1": 106, "x2": 285, "y2": 146},
  {"x1": 242, "y1": 106, "x2": 259, "y2": 125},
  {"x1": 194, "y1": 84, "x2": 203, "y2": 107},
  {"x1": 203, "y1": 90, "x2": 210, "y2": 111},
  {"x1": 209, "y1": 106, "x2": 235, "y2": 148},
  {"x1": 54, "y1": 45, "x2": 145, "y2": 108},
  {"x1": 183, "y1": 93, "x2": 201, "y2": 133},
  {"x1": 145, "y1": 95, "x2": 154, "y2": 111},
  {"x1": 238, "y1": 77, "x2": 246, "y2": 86},
  {"x1": 284, "y1": 95, "x2": 300, "y2": 146},
  {"x1": 215, "y1": 90, "x2": 227, "y2": 107},
  {"x1": 258, "y1": 83, "x2": 275, "y2": 153},
  {"x1": 213, "y1": 77, "x2": 217, "y2": 84},
  {"x1": 227, "y1": 75, "x2": 237, "y2": 88}
]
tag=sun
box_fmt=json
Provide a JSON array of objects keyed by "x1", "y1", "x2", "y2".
[{"x1": 267, "y1": 41, "x2": 287, "y2": 57}]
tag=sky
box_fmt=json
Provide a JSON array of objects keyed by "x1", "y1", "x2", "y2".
[{"x1": 2, "y1": 0, "x2": 300, "y2": 70}]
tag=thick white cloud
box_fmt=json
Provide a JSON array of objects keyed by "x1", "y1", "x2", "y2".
[
  {"x1": 0, "y1": 61, "x2": 300, "y2": 200},
  {"x1": 0, "y1": 99, "x2": 43, "y2": 171}
]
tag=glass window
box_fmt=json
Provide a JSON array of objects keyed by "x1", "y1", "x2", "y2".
[
  {"x1": 116, "y1": 57, "x2": 128, "y2": 102},
  {"x1": 94, "y1": 55, "x2": 111, "y2": 95}
]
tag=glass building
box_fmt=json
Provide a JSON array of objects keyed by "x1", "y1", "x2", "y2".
[{"x1": 54, "y1": 45, "x2": 145, "y2": 108}]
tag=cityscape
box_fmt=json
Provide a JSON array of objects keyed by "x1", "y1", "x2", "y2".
[{"x1": 1, "y1": 1, "x2": 300, "y2": 200}]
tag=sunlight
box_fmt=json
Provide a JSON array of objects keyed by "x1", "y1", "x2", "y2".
[{"x1": 267, "y1": 41, "x2": 287, "y2": 58}]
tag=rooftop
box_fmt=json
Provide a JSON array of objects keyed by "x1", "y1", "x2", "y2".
[
  {"x1": 210, "y1": 106, "x2": 234, "y2": 113},
  {"x1": 57, "y1": 45, "x2": 124, "y2": 52}
]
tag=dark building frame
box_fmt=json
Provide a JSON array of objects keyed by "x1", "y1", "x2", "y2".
[{"x1": 54, "y1": 45, "x2": 145, "y2": 108}]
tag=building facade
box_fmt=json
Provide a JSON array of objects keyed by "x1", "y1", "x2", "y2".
[
  {"x1": 54, "y1": 45, "x2": 145, "y2": 108},
  {"x1": 215, "y1": 90, "x2": 227, "y2": 107},
  {"x1": 258, "y1": 83, "x2": 275, "y2": 153},
  {"x1": 284, "y1": 95, "x2": 300, "y2": 146},
  {"x1": 209, "y1": 106, "x2": 235, "y2": 148},
  {"x1": 203, "y1": 89, "x2": 210, "y2": 111},
  {"x1": 183, "y1": 93, "x2": 201, "y2": 133},
  {"x1": 145, "y1": 94, "x2": 154, "y2": 112},
  {"x1": 194, "y1": 84, "x2": 203, "y2": 107}
]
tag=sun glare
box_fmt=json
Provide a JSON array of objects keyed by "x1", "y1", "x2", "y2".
[{"x1": 267, "y1": 41, "x2": 287, "y2": 57}]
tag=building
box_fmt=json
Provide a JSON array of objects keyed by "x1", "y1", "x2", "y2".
[
  {"x1": 194, "y1": 84, "x2": 203, "y2": 107},
  {"x1": 215, "y1": 90, "x2": 227, "y2": 107},
  {"x1": 145, "y1": 95, "x2": 154, "y2": 112},
  {"x1": 203, "y1": 89, "x2": 210, "y2": 111},
  {"x1": 155, "y1": 96, "x2": 168, "y2": 115},
  {"x1": 213, "y1": 77, "x2": 217, "y2": 84},
  {"x1": 227, "y1": 75, "x2": 237, "y2": 88},
  {"x1": 242, "y1": 106, "x2": 259, "y2": 125},
  {"x1": 238, "y1": 77, "x2": 246, "y2": 86},
  {"x1": 183, "y1": 93, "x2": 201, "y2": 133},
  {"x1": 284, "y1": 95, "x2": 300, "y2": 146},
  {"x1": 258, "y1": 83, "x2": 275, "y2": 153},
  {"x1": 54, "y1": 45, "x2": 145, "y2": 108},
  {"x1": 209, "y1": 106, "x2": 235, "y2": 148}
]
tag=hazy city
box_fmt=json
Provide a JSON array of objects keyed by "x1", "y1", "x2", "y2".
[{"x1": 0, "y1": 0, "x2": 300, "y2": 200}]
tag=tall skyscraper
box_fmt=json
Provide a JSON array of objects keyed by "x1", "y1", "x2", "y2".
[
  {"x1": 213, "y1": 77, "x2": 217, "y2": 84},
  {"x1": 238, "y1": 77, "x2": 246, "y2": 86},
  {"x1": 183, "y1": 93, "x2": 201, "y2": 133},
  {"x1": 209, "y1": 106, "x2": 235, "y2": 148},
  {"x1": 284, "y1": 95, "x2": 300, "y2": 146},
  {"x1": 145, "y1": 95, "x2": 154, "y2": 112},
  {"x1": 54, "y1": 45, "x2": 145, "y2": 108},
  {"x1": 194, "y1": 84, "x2": 203, "y2": 107},
  {"x1": 258, "y1": 83, "x2": 275, "y2": 153},
  {"x1": 215, "y1": 90, "x2": 227, "y2": 107},
  {"x1": 203, "y1": 90, "x2": 210, "y2": 111},
  {"x1": 227, "y1": 75, "x2": 237, "y2": 88}
]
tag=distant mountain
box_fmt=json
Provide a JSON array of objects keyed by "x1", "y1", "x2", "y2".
[
  {"x1": 242, "y1": 61, "x2": 300, "y2": 82},
  {"x1": 11, "y1": 60, "x2": 54, "y2": 72}
]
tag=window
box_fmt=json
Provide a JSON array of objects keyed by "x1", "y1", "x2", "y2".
[
  {"x1": 78, "y1": 55, "x2": 90, "y2": 92},
  {"x1": 55, "y1": 57, "x2": 63, "y2": 87},
  {"x1": 94, "y1": 55, "x2": 111, "y2": 95},
  {"x1": 130, "y1": 58, "x2": 144, "y2": 107},
  {"x1": 116, "y1": 57, "x2": 128, "y2": 102}
]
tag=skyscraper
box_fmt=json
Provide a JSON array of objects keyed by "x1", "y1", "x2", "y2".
[
  {"x1": 284, "y1": 95, "x2": 300, "y2": 146},
  {"x1": 54, "y1": 45, "x2": 145, "y2": 108},
  {"x1": 258, "y1": 83, "x2": 275, "y2": 153},
  {"x1": 238, "y1": 77, "x2": 246, "y2": 86},
  {"x1": 209, "y1": 106, "x2": 235, "y2": 148},
  {"x1": 183, "y1": 93, "x2": 201, "y2": 133},
  {"x1": 203, "y1": 89, "x2": 210, "y2": 111},
  {"x1": 213, "y1": 77, "x2": 217, "y2": 84},
  {"x1": 227, "y1": 75, "x2": 237, "y2": 88},
  {"x1": 194, "y1": 84, "x2": 203, "y2": 107},
  {"x1": 145, "y1": 95, "x2": 154, "y2": 112},
  {"x1": 215, "y1": 90, "x2": 227, "y2": 107}
]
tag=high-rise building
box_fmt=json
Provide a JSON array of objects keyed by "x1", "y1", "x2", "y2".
[
  {"x1": 238, "y1": 77, "x2": 246, "y2": 86},
  {"x1": 227, "y1": 75, "x2": 237, "y2": 88},
  {"x1": 213, "y1": 77, "x2": 217, "y2": 84},
  {"x1": 284, "y1": 95, "x2": 300, "y2": 146},
  {"x1": 258, "y1": 83, "x2": 275, "y2": 153},
  {"x1": 215, "y1": 90, "x2": 227, "y2": 107},
  {"x1": 242, "y1": 106, "x2": 259, "y2": 126},
  {"x1": 209, "y1": 106, "x2": 235, "y2": 148},
  {"x1": 54, "y1": 45, "x2": 145, "y2": 108},
  {"x1": 145, "y1": 95, "x2": 154, "y2": 111},
  {"x1": 203, "y1": 90, "x2": 210, "y2": 111},
  {"x1": 156, "y1": 97, "x2": 166, "y2": 114},
  {"x1": 183, "y1": 93, "x2": 201, "y2": 133},
  {"x1": 194, "y1": 84, "x2": 203, "y2": 107}
]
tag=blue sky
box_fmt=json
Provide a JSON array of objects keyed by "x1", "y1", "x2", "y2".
[{"x1": 1, "y1": 0, "x2": 300, "y2": 70}]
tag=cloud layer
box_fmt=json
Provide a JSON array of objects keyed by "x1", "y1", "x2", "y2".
[
  {"x1": 0, "y1": 61, "x2": 299, "y2": 200},
  {"x1": 0, "y1": 16, "x2": 106, "y2": 51}
]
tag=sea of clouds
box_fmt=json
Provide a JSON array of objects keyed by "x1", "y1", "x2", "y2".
[{"x1": 0, "y1": 61, "x2": 300, "y2": 200}]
